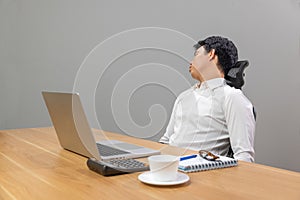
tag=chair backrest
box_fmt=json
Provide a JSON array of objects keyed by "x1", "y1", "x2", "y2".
[{"x1": 225, "y1": 60, "x2": 249, "y2": 90}]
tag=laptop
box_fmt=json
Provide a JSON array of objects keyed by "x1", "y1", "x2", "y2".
[{"x1": 42, "y1": 91, "x2": 160, "y2": 161}]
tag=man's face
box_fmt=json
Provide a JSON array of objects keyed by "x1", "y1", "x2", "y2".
[{"x1": 189, "y1": 46, "x2": 210, "y2": 81}]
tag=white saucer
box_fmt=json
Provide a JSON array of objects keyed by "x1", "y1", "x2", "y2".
[{"x1": 138, "y1": 171, "x2": 190, "y2": 186}]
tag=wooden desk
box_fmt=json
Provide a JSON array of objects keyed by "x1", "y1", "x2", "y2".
[{"x1": 0, "y1": 127, "x2": 299, "y2": 200}]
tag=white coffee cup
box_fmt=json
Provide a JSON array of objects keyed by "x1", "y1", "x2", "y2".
[{"x1": 148, "y1": 155, "x2": 179, "y2": 182}]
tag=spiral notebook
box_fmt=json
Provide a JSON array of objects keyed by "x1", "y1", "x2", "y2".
[{"x1": 178, "y1": 155, "x2": 238, "y2": 173}]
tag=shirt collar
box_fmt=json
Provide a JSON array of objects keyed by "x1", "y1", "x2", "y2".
[{"x1": 194, "y1": 78, "x2": 226, "y2": 91}]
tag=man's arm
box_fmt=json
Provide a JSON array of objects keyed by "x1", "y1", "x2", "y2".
[{"x1": 224, "y1": 90, "x2": 255, "y2": 162}]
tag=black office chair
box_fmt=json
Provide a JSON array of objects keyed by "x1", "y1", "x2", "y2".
[{"x1": 225, "y1": 60, "x2": 256, "y2": 158}]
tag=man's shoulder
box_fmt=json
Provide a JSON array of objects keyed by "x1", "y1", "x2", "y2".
[
  {"x1": 223, "y1": 85, "x2": 243, "y2": 96},
  {"x1": 223, "y1": 85, "x2": 252, "y2": 105}
]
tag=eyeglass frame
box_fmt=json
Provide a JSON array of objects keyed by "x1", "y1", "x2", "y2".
[
  {"x1": 194, "y1": 48, "x2": 201, "y2": 56},
  {"x1": 199, "y1": 150, "x2": 220, "y2": 161}
]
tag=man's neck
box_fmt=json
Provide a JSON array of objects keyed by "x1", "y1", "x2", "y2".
[
  {"x1": 198, "y1": 63, "x2": 224, "y2": 83},
  {"x1": 198, "y1": 73, "x2": 224, "y2": 83}
]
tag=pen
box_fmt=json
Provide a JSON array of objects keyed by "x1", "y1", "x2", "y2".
[{"x1": 180, "y1": 154, "x2": 197, "y2": 161}]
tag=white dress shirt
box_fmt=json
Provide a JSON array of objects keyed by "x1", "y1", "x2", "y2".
[{"x1": 159, "y1": 78, "x2": 255, "y2": 162}]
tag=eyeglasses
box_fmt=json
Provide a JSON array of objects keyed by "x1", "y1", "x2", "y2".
[
  {"x1": 199, "y1": 150, "x2": 220, "y2": 161},
  {"x1": 194, "y1": 49, "x2": 200, "y2": 56}
]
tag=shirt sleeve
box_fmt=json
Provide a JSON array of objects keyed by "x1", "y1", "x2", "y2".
[
  {"x1": 159, "y1": 98, "x2": 179, "y2": 144},
  {"x1": 224, "y1": 90, "x2": 256, "y2": 162}
]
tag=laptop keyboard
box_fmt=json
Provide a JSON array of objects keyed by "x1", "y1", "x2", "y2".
[
  {"x1": 94, "y1": 144, "x2": 149, "y2": 173},
  {"x1": 96, "y1": 143, "x2": 130, "y2": 156},
  {"x1": 106, "y1": 159, "x2": 148, "y2": 171},
  {"x1": 87, "y1": 157, "x2": 149, "y2": 174}
]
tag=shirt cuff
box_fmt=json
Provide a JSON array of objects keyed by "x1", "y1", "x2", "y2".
[
  {"x1": 159, "y1": 136, "x2": 169, "y2": 144},
  {"x1": 234, "y1": 152, "x2": 255, "y2": 163}
]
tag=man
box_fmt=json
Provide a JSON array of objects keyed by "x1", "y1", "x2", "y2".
[{"x1": 159, "y1": 36, "x2": 255, "y2": 162}]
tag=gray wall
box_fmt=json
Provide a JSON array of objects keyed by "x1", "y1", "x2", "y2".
[{"x1": 1, "y1": 0, "x2": 300, "y2": 172}]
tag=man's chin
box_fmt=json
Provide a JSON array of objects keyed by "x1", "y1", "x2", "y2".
[{"x1": 190, "y1": 73, "x2": 198, "y2": 80}]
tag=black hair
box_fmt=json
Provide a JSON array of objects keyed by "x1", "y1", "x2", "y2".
[{"x1": 193, "y1": 36, "x2": 238, "y2": 74}]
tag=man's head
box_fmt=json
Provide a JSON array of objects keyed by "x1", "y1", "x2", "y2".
[{"x1": 189, "y1": 36, "x2": 238, "y2": 82}]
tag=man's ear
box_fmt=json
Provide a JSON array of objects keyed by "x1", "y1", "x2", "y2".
[{"x1": 209, "y1": 49, "x2": 216, "y2": 61}]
